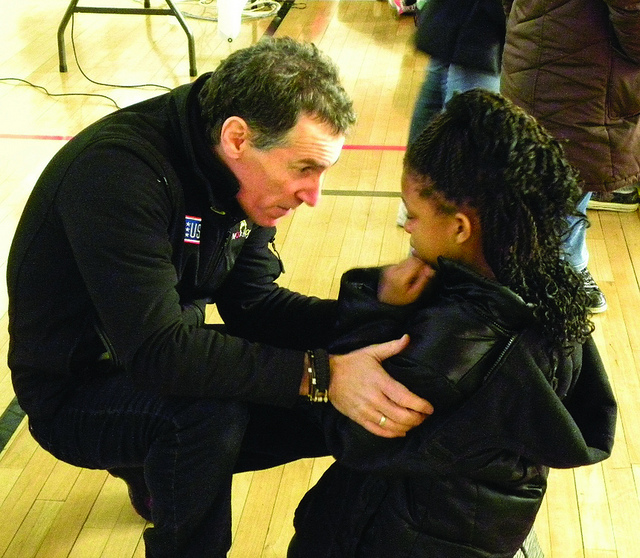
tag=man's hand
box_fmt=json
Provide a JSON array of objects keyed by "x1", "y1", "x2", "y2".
[
  {"x1": 378, "y1": 257, "x2": 435, "y2": 305},
  {"x1": 329, "y1": 335, "x2": 433, "y2": 438}
]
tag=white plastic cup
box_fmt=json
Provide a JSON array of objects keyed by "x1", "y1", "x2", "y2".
[{"x1": 217, "y1": 0, "x2": 247, "y2": 41}]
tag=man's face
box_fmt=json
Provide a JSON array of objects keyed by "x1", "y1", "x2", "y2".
[{"x1": 221, "y1": 115, "x2": 345, "y2": 227}]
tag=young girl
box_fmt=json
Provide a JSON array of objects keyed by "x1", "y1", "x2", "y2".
[{"x1": 288, "y1": 90, "x2": 617, "y2": 558}]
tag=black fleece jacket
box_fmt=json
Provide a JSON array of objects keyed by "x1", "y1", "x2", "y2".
[
  {"x1": 7, "y1": 75, "x2": 336, "y2": 420},
  {"x1": 291, "y1": 260, "x2": 616, "y2": 557}
]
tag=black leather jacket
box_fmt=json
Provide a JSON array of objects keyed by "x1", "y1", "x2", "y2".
[
  {"x1": 291, "y1": 259, "x2": 616, "y2": 557},
  {"x1": 7, "y1": 75, "x2": 336, "y2": 420}
]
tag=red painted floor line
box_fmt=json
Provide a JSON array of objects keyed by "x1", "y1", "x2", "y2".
[
  {"x1": 0, "y1": 133, "x2": 407, "y2": 151},
  {"x1": 0, "y1": 133, "x2": 75, "y2": 141}
]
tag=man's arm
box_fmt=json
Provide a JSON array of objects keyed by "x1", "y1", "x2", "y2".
[
  {"x1": 57, "y1": 145, "x2": 312, "y2": 405},
  {"x1": 215, "y1": 225, "x2": 338, "y2": 350}
]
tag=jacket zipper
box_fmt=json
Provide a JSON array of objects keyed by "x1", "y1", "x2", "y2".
[
  {"x1": 270, "y1": 236, "x2": 285, "y2": 274},
  {"x1": 198, "y1": 228, "x2": 232, "y2": 287},
  {"x1": 482, "y1": 334, "x2": 517, "y2": 384}
]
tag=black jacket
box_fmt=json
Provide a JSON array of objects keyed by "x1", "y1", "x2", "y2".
[
  {"x1": 415, "y1": 0, "x2": 506, "y2": 74},
  {"x1": 291, "y1": 260, "x2": 616, "y2": 557},
  {"x1": 7, "y1": 75, "x2": 336, "y2": 420}
]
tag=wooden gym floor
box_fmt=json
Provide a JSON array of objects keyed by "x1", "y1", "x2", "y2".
[{"x1": 0, "y1": 0, "x2": 638, "y2": 556}]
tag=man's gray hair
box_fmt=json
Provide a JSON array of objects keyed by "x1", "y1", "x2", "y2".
[{"x1": 199, "y1": 37, "x2": 357, "y2": 150}]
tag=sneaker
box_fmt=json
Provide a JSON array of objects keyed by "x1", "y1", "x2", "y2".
[
  {"x1": 578, "y1": 268, "x2": 607, "y2": 313},
  {"x1": 587, "y1": 190, "x2": 639, "y2": 212},
  {"x1": 387, "y1": 0, "x2": 417, "y2": 15}
]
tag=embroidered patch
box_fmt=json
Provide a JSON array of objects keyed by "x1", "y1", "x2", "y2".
[
  {"x1": 184, "y1": 215, "x2": 202, "y2": 244},
  {"x1": 231, "y1": 220, "x2": 252, "y2": 241}
]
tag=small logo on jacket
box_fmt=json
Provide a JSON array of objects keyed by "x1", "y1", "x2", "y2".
[
  {"x1": 184, "y1": 215, "x2": 202, "y2": 244},
  {"x1": 231, "y1": 220, "x2": 251, "y2": 240}
]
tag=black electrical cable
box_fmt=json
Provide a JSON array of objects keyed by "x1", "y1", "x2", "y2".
[
  {"x1": 68, "y1": 13, "x2": 173, "y2": 95},
  {"x1": 0, "y1": 76, "x2": 122, "y2": 109},
  {"x1": 1, "y1": 0, "x2": 306, "y2": 108},
  {"x1": 0, "y1": 12, "x2": 174, "y2": 111}
]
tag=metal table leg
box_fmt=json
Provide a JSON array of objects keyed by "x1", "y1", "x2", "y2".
[{"x1": 57, "y1": 0, "x2": 197, "y2": 77}]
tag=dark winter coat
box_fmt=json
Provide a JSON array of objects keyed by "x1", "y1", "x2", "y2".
[
  {"x1": 501, "y1": 0, "x2": 640, "y2": 193},
  {"x1": 7, "y1": 74, "x2": 336, "y2": 421},
  {"x1": 415, "y1": 0, "x2": 506, "y2": 74},
  {"x1": 291, "y1": 259, "x2": 616, "y2": 557}
]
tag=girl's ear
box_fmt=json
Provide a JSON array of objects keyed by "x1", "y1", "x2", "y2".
[
  {"x1": 452, "y1": 211, "x2": 473, "y2": 244},
  {"x1": 218, "y1": 116, "x2": 250, "y2": 160}
]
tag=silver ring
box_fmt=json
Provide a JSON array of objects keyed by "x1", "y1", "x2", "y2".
[{"x1": 378, "y1": 414, "x2": 387, "y2": 427}]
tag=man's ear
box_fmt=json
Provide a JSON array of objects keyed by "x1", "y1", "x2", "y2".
[
  {"x1": 218, "y1": 116, "x2": 250, "y2": 160},
  {"x1": 452, "y1": 211, "x2": 473, "y2": 244}
]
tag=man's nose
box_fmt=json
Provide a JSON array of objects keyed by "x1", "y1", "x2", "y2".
[{"x1": 297, "y1": 177, "x2": 323, "y2": 207}]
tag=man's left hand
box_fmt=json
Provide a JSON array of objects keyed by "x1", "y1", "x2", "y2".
[{"x1": 328, "y1": 335, "x2": 433, "y2": 438}]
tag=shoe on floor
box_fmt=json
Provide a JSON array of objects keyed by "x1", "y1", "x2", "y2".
[
  {"x1": 587, "y1": 190, "x2": 639, "y2": 212},
  {"x1": 387, "y1": 0, "x2": 417, "y2": 15},
  {"x1": 578, "y1": 268, "x2": 607, "y2": 313}
]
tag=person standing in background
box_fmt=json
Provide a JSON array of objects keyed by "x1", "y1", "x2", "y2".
[
  {"x1": 501, "y1": 0, "x2": 640, "y2": 314},
  {"x1": 397, "y1": 0, "x2": 506, "y2": 226}
]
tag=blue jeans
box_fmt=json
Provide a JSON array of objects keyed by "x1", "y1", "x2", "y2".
[
  {"x1": 563, "y1": 192, "x2": 592, "y2": 271},
  {"x1": 408, "y1": 58, "x2": 501, "y2": 144},
  {"x1": 28, "y1": 371, "x2": 327, "y2": 558}
]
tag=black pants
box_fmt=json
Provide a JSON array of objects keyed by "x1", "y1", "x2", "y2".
[{"x1": 29, "y1": 372, "x2": 328, "y2": 558}]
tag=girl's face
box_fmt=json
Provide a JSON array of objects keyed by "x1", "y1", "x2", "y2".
[{"x1": 401, "y1": 173, "x2": 463, "y2": 267}]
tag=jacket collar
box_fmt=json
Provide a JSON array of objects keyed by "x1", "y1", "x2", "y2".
[
  {"x1": 170, "y1": 74, "x2": 246, "y2": 222},
  {"x1": 437, "y1": 257, "x2": 535, "y2": 329}
]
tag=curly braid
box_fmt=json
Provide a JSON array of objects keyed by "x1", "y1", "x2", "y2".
[{"x1": 404, "y1": 89, "x2": 593, "y2": 353}]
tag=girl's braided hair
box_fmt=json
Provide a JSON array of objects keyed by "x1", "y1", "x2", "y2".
[{"x1": 405, "y1": 89, "x2": 593, "y2": 352}]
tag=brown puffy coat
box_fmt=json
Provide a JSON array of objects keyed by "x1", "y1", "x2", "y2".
[{"x1": 501, "y1": 0, "x2": 640, "y2": 193}]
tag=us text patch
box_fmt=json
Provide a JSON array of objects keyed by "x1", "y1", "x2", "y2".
[{"x1": 184, "y1": 215, "x2": 202, "y2": 244}]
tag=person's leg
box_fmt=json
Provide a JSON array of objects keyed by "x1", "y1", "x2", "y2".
[
  {"x1": 408, "y1": 58, "x2": 448, "y2": 145},
  {"x1": 562, "y1": 192, "x2": 607, "y2": 313},
  {"x1": 445, "y1": 64, "x2": 501, "y2": 103},
  {"x1": 28, "y1": 372, "x2": 250, "y2": 558},
  {"x1": 235, "y1": 402, "x2": 328, "y2": 473},
  {"x1": 563, "y1": 192, "x2": 592, "y2": 271},
  {"x1": 399, "y1": 60, "x2": 448, "y2": 227}
]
